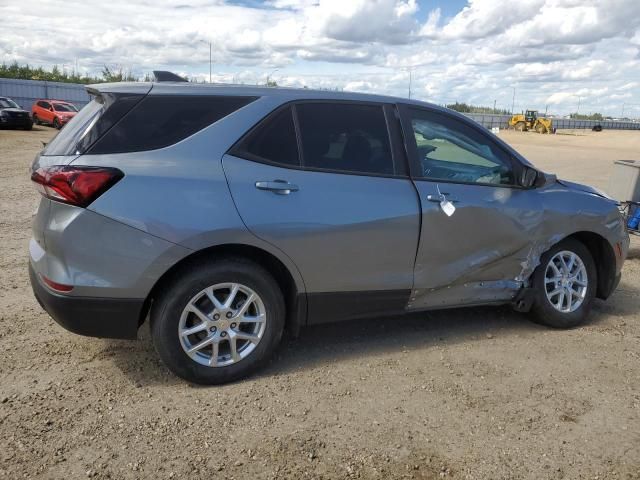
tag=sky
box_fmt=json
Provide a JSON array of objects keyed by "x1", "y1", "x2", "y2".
[{"x1": 1, "y1": 0, "x2": 640, "y2": 117}]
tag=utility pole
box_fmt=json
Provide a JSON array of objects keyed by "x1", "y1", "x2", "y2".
[
  {"x1": 493, "y1": 99, "x2": 496, "y2": 112},
  {"x1": 200, "y1": 40, "x2": 213, "y2": 83},
  {"x1": 511, "y1": 87, "x2": 516, "y2": 114},
  {"x1": 266, "y1": 68, "x2": 280, "y2": 86},
  {"x1": 408, "y1": 69, "x2": 413, "y2": 99},
  {"x1": 208, "y1": 42, "x2": 212, "y2": 83}
]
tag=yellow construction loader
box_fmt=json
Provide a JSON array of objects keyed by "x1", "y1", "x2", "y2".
[{"x1": 508, "y1": 110, "x2": 553, "y2": 134}]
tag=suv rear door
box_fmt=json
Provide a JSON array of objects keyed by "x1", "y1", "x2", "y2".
[{"x1": 223, "y1": 101, "x2": 421, "y2": 324}]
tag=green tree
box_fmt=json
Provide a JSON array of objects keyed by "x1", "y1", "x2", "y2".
[{"x1": 446, "y1": 102, "x2": 510, "y2": 115}]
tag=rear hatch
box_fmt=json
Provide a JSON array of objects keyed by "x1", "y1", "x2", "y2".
[{"x1": 33, "y1": 83, "x2": 152, "y2": 171}]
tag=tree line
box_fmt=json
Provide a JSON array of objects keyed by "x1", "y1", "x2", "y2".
[
  {"x1": 0, "y1": 62, "x2": 144, "y2": 84},
  {"x1": 445, "y1": 102, "x2": 511, "y2": 115}
]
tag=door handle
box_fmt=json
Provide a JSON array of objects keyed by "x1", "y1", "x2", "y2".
[
  {"x1": 255, "y1": 180, "x2": 299, "y2": 195},
  {"x1": 426, "y1": 194, "x2": 443, "y2": 203},
  {"x1": 427, "y1": 193, "x2": 459, "y2": 203}
]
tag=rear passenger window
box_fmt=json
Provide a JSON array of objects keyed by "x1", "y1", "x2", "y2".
[
  {"x1": 230, "y1": 106, "x2": 299, "y2": 166},
  {"x1": 296, "y1": 103, "x2": 394, "y2": 175},
  {"x1": 87, "y1": 95, "x2": 256, "y2": 154}
]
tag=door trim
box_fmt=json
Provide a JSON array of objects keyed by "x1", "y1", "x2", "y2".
[{"x1": 306, "y1": 290, "x2": 411, "y2": 325}]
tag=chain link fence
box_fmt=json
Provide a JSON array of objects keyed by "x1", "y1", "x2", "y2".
[
  {"x1": 0, "y1": 78, "x2": 90, "y2": 111},
  {"x1": 464, "y1": 113, "x2": 640, "y2": 131}
]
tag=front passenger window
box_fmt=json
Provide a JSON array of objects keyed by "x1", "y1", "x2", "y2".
[{"x1": 407, "y1": 109, "x2": 515, "y2": 185}]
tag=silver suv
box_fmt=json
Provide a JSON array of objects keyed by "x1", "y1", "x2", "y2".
[{"x1": 29, "y1": 77, "x2": 629, "y2": 384}]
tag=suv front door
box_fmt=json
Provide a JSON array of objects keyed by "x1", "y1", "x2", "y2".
[
  {"x1": 223, "y1": 101, "x2": 421, "y2": 324},
  {"x1": 398, "y1": 104, "x2": 544, "y2": 309}
]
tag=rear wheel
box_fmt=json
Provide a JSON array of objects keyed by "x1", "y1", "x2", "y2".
[
  {"x1": 530, "y1": 239, "x2": 596, "y2": 328},
  {"x1": 150, "y1": 257, "x2": 285, "y2": 384},
  {"x1": 515, "y1": 121, "x2": 527, "y2": 132}
]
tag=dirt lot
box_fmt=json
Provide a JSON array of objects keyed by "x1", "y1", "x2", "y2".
[{"x1": 1, "y1": 126, "x2": 639, "y2": 479}]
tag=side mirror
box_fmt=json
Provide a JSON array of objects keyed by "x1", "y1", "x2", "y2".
[{"x1": 520, "y1": 166, "x2": 539, "y2": 188}]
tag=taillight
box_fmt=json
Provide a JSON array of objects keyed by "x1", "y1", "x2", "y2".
[{"x1": 31, "y1": 166, "x2": 123, "y2": 207}]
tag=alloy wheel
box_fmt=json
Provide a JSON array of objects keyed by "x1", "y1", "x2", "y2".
[
  {"x1": 178, "y1": 283, "x2": 267, "y2": 367},
  {"x1": 544, "y1": 250, "x2": 588, "y2": 313}
]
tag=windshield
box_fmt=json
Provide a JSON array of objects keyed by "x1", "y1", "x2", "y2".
[
  {"x1": 53, "y1": 103, "x2": 77, "y2": 112},
  {"x1": 0, "y1": 98, "x2": 19, "y2": 109}
]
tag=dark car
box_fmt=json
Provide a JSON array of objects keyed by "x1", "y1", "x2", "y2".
[{"x1": 0, "y1": 97, "x2": 33, "y2": 130}]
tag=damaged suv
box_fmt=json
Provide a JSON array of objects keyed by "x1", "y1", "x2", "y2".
[{"x1": 29, "y1": 78, "x2": 629, "y2": 384}]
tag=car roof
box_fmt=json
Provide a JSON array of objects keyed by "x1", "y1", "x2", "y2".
[{"x1": 87, "y1": 81, "x2": 445, "y2": 111}]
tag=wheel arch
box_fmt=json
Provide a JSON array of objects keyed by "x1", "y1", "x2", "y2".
[
  {"x1": 565, "y1": 231, "x2": 617, "y2": 300},
  {"x1": 139, "y1": 243, "x2": 307, "y2": 336}
]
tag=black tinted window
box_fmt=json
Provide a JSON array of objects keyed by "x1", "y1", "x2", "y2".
[
  {"x1": 88, "y1": 95, "x2": 256, "y2": 154},
  {"x1": 407, "y1": 109, "x2": 515, "y2": 185},
  {"x1": 231, "y1": 106, "x2": 299, "y2": 166},
  {"x1": 296, "y1": 103, "x2": 394, "y2": 175}
]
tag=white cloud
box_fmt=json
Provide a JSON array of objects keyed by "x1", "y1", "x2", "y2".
[{"x1": 0, "y1": 0, "x2": 639, "y2": 116}]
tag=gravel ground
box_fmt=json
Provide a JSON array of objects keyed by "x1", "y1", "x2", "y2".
[{"x1": 1, "y1": 126, "x2": 639, "y2": 480}]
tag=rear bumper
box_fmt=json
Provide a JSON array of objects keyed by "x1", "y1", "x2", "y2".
[{"x1": 29, "y1": 263, "x2": 143, "y2": 340}]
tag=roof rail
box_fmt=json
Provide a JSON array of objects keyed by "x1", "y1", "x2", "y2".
[{"x1": 153, "y1": 71, "x2": 188, "y2": 82}]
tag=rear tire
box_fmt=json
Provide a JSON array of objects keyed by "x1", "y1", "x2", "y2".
[
  {"x1": 515, "y1": 121, "x2": 527, "y2": 132},
  {"x1": 150, "y1": 257, "x2": 285, "y2": 384},
  {"x1": 530, "y1": 239, "x2": 596, "y2": 328}
]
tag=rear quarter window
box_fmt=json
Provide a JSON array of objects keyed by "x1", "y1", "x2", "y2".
[
  {"x1": 229, "y1": 106, "x2": 300, "y2": 167},
  {"x1": 87, "y1": 95, "x2": 257, "y2": 154}
]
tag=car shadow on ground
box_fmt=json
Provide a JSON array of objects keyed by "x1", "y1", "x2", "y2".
[
  {"x1": 108, "y1": 242, "x2": 640, "y2": 386},
  {"x1": 108, "y1": 292, "x2": 631, "y2": 387}
]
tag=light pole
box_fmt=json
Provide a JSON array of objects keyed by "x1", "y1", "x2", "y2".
[
  {"x1": 511, "y1": 87, "x2": 516, "y2": 114},
  {"x1": 266, "y1": 68, "x2": 279, "y2": 86},
  {"x1": 200, "y1": 40, "x2": 212, "y2": 83}
]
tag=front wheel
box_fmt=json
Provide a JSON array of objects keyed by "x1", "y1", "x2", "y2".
[
  {"x1": 53, "y1": 118, "x2": 60, "y2": 129},
  {"x1": 150, "y1": 257, "x2": 285, "y2": 384},
  {"x1": 530, "y1": 239, "x2": 597, "y2": 328}
]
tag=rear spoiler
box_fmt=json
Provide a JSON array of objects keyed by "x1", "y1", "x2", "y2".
[{"x1": 153, "y1": 71, "x2": 188, "y2": 82}]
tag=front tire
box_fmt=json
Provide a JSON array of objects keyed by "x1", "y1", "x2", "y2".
[
  {"x1": 150, "y1": 257, "x2": 285, "y2": 384},
  {"x1": 530, "y1": 239, "x2": 597, "y2": 328},
  {"x1": 53, "y1": 118, "x2": 60, "y2": 129}
]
